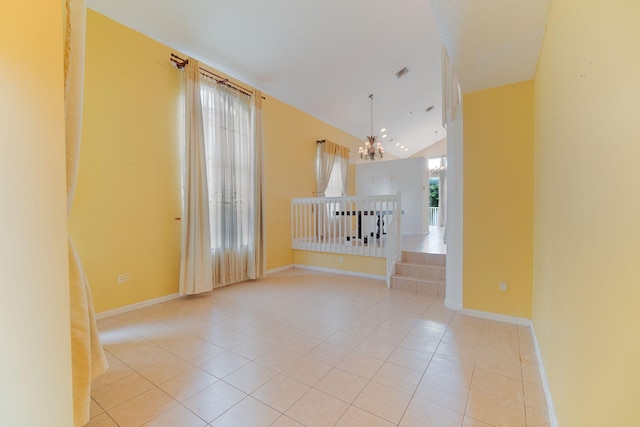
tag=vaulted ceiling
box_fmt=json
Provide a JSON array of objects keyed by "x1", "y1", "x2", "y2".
[{"x1": 87, "y1": 0, "x2": 550, "y2": 160}]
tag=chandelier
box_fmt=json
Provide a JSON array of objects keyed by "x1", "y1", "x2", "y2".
[{"x1": 359, "y1": 94, "x2": 384, "y2": 161}]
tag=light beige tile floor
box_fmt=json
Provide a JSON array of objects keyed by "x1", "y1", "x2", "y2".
[
  {"x1": 401, "y1": 227, "x2": 446, "y2": 254},
  {"x1": 88, "y1": 268, "x2": 549, "y2": 427}
]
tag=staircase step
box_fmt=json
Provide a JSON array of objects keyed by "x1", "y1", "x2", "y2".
[
  {"x1": 402, "y1": 251, "x2": 446, "y2": 266},
  {"x1": 395, "y1": 262, "x2": 445, "y2": 281},
  {"x1": 390, "y1": 274, "x2": 445, "y2": 297},
  {"x1": 392, "y1": 251, "x2": 446, "y2": 297}
]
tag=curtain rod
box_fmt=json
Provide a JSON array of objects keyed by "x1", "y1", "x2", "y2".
[
  {"x1": 316, "y1": 139, "x2": 351, "y2": 152},
  {"x1": 170, "y1": 53, "x2": 263, "y2": 99}
]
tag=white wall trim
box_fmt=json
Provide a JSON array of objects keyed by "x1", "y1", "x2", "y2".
[
  {"x1": 95, "y1": 264, "x2": 378, "y2": 320},
  {"x1": 445, "y1": 116, "x2": 463, "y2": 309},
  {"x1": 444, "y1": 298, "x2": 462, "y2": 311},
  {"x1": 266, "y1": 265, "x2": 294, "y2": 275},
  {"x1": 95, "y1": 293, "x2": 181, "y2": 319},
  {"x1": 460, "y1": 308, "x2": 532, "y2": 326},
  {"x1": 293, "y1": 264, "x2": 386, "y2": 281},
  {"x1": 530, "y1": 324, "x2": 559, "y2": 427}
]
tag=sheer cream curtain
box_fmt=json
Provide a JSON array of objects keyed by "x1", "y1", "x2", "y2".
[
  {"x1": 248, "y1": 91, "x2": 265, "y2": 279},
  {"x1": 316, "y1": 141, "x2": 349, "y2": 238},
  {"x1": 316, "y1": 140, "x2": 338, "y2": 197},
  {"x1": 316, "y1": 140, "x2": 349, "y2": 196},
  {"x1": 64, "y1": 1, "x2": 107, "y2": 425},
  {"x1": 200, "y1": 79, "x2": 257, "y2": 286},
  {"x1": 179, "y1": 59, "x2": 214, "y2": 295}
]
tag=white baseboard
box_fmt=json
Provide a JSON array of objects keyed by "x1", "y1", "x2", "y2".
[
  {"x1": 97, "y1": 265, "x2": 377, "y2": 319},
  {"x1": 95, "y1": 293, "x2": 181, "y2": 319},
  {"x1": 460, "y1": 308, "x2": 533, "y2": 326},
  {"x1": 293, "y1": 264, "x2": 386, "y2": 281},
  {"x1": 266, "y1": 265, "x2": 294, "y2": 275},
  {"x1": 444, "y1": 298, "x2": 462, "y2": 311},
  {"x1": 530, "y1": 325, "x2": 559, "y2": 427}
]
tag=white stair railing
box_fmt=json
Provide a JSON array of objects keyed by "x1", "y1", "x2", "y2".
[
  {"x1": 429, "y1": 207, "x2": 439, "y2": 226},
  {"x1": 291, "y1": 194, "x2": 402, "y2": 266}
]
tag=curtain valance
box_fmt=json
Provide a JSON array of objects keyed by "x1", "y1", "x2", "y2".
[{"x1": 319, "y1": 140, "x2": 349, "y2": 159}]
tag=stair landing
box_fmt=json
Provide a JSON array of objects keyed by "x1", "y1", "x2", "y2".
[{"x1": 401, "y1": 227, "x2": 446, "y2": 254}]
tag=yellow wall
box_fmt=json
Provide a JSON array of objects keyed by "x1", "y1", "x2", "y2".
[
  {"x1": 77, "y1": 11, "x2": 362, "y2": 311},
  {"x1": 262, "y1": 97, "x2": 362, "y2": 271},
  {"x1": 293, "y1": 251, "x2": 386, "y2": 277},
  {"x1": 72, "y1": 10, "x2": 183, "y2": 312},
  {"x1": 348, "y1": 164, "x2": 356, "y2": 195},
  {"x1": 532, "y1": 0, "x2": 640, "y2": 425},
  {"x1": 463, "y1": 81, "x2": 534, "y2": 318},
  {"x1": 0, "y1": 2, "x2": 73, "y2": 424}
]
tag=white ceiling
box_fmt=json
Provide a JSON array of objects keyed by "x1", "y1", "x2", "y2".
[
  {"x1": 86, "y1": 0, "x2": 550, "y2": 160},
  {"x1": 429, "y1": 0, "x2": 551, "y2": 93}
]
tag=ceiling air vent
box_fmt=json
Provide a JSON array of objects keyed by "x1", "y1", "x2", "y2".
[{"x1": 395, "y1": 67, "x2": 409, "y2": 79}]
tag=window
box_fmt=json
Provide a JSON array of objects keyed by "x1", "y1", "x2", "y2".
[
  {"x1": 324, "y1": 158, "x2": 344, "y2": 197},
  {"x1": 200, "y1": 79, "x2": 255, "y2": 251},
  {"x1": 316, "y1": 142, "x2": 348, "y2": 198}
]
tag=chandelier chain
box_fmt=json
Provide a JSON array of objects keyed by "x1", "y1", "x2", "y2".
[{"x1": 370, "y1": 94, "x2": 374, "y2": 137}]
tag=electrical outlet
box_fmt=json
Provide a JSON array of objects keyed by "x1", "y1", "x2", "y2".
[
  {"x1": 499, "y1": 281, "x2": 508, "y2": 292},
  {"x1": 117, "y1": 274, "x2": 124, "y2": 284},
  {"x1": 124, "y1": 274, "x2": 130, "y2": 283}
]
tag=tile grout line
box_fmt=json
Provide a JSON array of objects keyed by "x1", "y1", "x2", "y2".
[{"x1": 93, "y1": 271, "x2": 546, "y2": 427}]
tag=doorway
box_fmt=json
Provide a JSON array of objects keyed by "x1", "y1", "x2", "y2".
[{"x1": 427, "y1": 156, "x2": 447, "y2": 229}]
